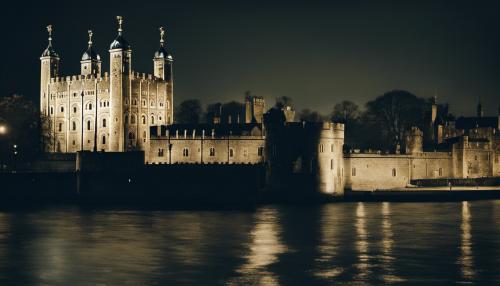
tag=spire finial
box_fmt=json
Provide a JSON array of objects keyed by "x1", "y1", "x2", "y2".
[
  {"x1": 159, "y1": 26, "x2": 165, "y2": 46},
  {"x1": 47, "y1": 25, "x2": 53, "y2": 44},
  {"x1": 116, "y1": 16, "x2": 123, "y2": 34},
  {"x1": 88, "y1": 29, "x2": 93, "y2": 46}
]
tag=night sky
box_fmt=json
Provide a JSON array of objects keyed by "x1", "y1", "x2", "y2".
[{"x1": 1, "y1": 0, "x2": 499, "y2": 117}]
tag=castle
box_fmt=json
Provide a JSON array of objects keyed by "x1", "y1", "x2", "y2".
[
  {"x1": 40, "y1": 17, "x2": 173, "y2": 154},
  {"x1": 40, "y1": 17, "x2": 500, "y2": 196}
]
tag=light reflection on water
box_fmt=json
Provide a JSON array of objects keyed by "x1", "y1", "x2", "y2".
[{"x1": 0, "y1": 201, "x2": 499, "y2": 285}]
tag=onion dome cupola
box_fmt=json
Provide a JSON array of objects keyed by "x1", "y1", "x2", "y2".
[
  {"x1": 154, "y1": 26, "x2": 173, "y2": 61},
  {"x1": 81, "y1": 30, "x2": 102, "y2": 76},
  {"x1": 81, "y1": 30, "x2": 100, "y2": 61},
  {"x1": 109, "y1": 16, "x2": 131, "y2": 50},
  {"x1": 41, "y1": 25, "x2": 59, "y2": 58}
]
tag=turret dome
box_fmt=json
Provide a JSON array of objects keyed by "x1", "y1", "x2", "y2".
[
  {"x1": 82, "y1": 45, "x2": 100, "y2": 61},
  {"x1": 110, "y1": 34, "x2": 130, "y2": 50}
]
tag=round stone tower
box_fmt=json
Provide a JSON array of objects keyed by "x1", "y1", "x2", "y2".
[{"x1": 315, "y1": 122, "x2": 345, "y2": 196}]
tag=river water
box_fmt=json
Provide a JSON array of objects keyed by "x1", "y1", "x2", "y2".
[{"x1": 1, "y1": 201, "x2": 500, "y2": 285}]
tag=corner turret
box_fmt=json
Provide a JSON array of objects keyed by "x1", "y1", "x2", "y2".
[
  {"x1": 40, "y1": 25, "x2": 60, "y2": 117},
  {"x1": 153, "y1": 26, "x2": 173, "y2": 81},
  {"x1": 81, "y1": 30, "x2": 101, "y2": 76}
]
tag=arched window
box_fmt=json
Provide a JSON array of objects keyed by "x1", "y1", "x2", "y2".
[
  {"x1": 58, "y1": 122, "x2": 62, "y2": 132},
  {"x1": 229, "y1": 148, "x2": 234, "y2": 158},
  {"x1": 142, "y1": 100, "x2": 147, "y2": 107},
  {"x1": 60, "y1": 106, "x2": 64, "y2": 113},
  {"x1": 132, "y1": 99, "x2": 137, "y2": 106},
  {"x1": 151, "y1": 116, "x2": 155, "y2": 125},
  {"x1": 72, "y1": 121, "x2": 76, "y2": 131},
  {"x1": 150, "y1": 100, "x2": 155, "y2": 107},
  {"x1": 131, "y1": 115, "x2": 136, "y2": 124},
  {"x1": 183, "y1": 148, "x2": 189, "y2": 157},
  {"x1": 142, "y1": 115, "x2": 146, "y2": 125},
  {"x1": 159, "y1": 116, "x2": 162, "y2": 121},
  {"x1": 102, "y1": 118, "x2": 106, "y2": 127},
  {"x1": 102, "y1": 135, "x2": 106, "y2": 144},
  {"x1": 87, "y1": 120, "x2": 91, "y2": 130},
  {"x1": 209, "y1": 147, "x2": 215, "y2": 157},
  {"x1": 88, "y1": 103, "x2": 92, "y2": 110},
  {"x1": 73, "y1": 106, "x2": 77, "y2": 113},
  {"x1": 50, "y1": 106, "x2": 54, "y2": 115}
]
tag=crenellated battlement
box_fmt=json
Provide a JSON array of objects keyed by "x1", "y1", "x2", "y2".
[{"x1": 49, "y1": 72, "x2": 110, "y2": 84}]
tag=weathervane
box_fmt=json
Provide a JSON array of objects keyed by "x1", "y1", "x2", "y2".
[
  {"x1": 159, "y1": 26, "x2": 165, "y2": 45},
  {"x1": 117, "y1": 16, "x2": 123, "y2": 33},
  {"x1": 47, "y1": 25, "x2": 53, "y2": 43},
  {"x1": 88, "y1": 29, "x2": 93, "y2": 45}
]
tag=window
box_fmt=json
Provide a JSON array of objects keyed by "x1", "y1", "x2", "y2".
[
  {"x1": 142, "y1": 115, "x2": 146, "y2": 125},
  {"x1": 60, "y1": 106, "x2": 64, "y2": 113},
  {"x1": 331, "y1": 159, "x2": 334, "y2": 170},
  {"x1": 102, "y1": 118, "x2": 106, "y2": 127},
  {"x1": 142, "y1": 100, "x2": 147, "y2": 107},
  {"x1": 229, "y1": 148, "x2": 234, "y2": 158},
  {"x1": 352, "y1": 168, "x2": 356, "y2": 176},
  {"x1": 50, "y1": 106, "x2": 54, "y2": 115},
  {"x1": 143, "y1": 131, "x2": 146, "y2": 138},
  {"x1": 475, "y1": 155, "x2": 478, "y2": 161},
  {"x1": 73, "y1": 106, "x2": 77, "y2": 113},
  {"x1": 131, "y1": 115, "x2": 136, "y2": 124},
  {"x1": 209, "y1": 147, "x2": 215, "y2": 156},
  {"x1": 392, "y1": 168, "x2": 397, "y2": 177},
  {"x1": 439, "y1": 168, "x2": 443, "y2": 176},
  {"x1": 243, "y1": 148, "x2": 248, "y2": 157},
  {"x1": 258, "y1": 146, "x2": 264, "y2": 157},
  {"x1": 87, "y1": 103, "x2": 92, "y2": 110},
  {"x1": 125, "y1": 99, "x2": 129, "y2": 105},
  {"x1": 102, "y1": 135, "x2": 106, "y2": 144},
  {"x1": 319, "y1": 144, "x2": 324, "y2": 153},
  {"x1": 128, "y1": 132, "x2": 135, "y2": 139},
  {"x1": 159, "y1": 102, "x2": 164, "y2": 107},
  {"x1": 151, "y1": 116, "x2": 155, "y2": 125},
  {"x1": 331, "y1": 144, "x2": 334, "y2": 152},
  {"x1": 158, "y1": 148, "x2": 164, "y2": 157},
  {"x1": 151, "y1": 100, "x2": 155, "y2": 107},
  {"x1": 132, "y1": 99, "x2": 137, "y2": 106},
  {"x1": 72, "y1": 121, "x2": 76, "y2": 131},
  {"x1": 183, "y1": 148, "x2": 189, "y2": 157},
  {"x1": 87, "y1": 120, "x2": 91, "y2": 130},
  {"x1": 58, "y1": 123, "x2": 62, "y2": 132}
]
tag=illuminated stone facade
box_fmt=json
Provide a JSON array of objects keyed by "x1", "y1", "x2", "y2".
[{"x1": 40, "y1": 18, "x2": 174, "y2": 153}]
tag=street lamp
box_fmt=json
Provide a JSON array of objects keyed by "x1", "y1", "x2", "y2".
[{"x1": 0, "y1": 124, "x2": 7, "y2": 135}]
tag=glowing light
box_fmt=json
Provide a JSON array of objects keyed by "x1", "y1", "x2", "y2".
[{"x1": 0, "y1": 125, "x2": 6, "y2": 134}]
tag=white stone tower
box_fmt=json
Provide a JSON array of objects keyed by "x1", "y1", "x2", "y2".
[
  {"x1": 40, "y1": 25, "x2": 60, "y2": 117},
  {"x1": 109, "y1": 16, "x2": 131, "y2": 152},
  {"x1": 153, "y1": 26, "x2": 174, "y2": 124},
  {"x1": 81, "y1": 30, "x2": 101, "y2": 76}
]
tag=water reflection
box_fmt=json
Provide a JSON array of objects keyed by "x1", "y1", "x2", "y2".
[
  {"x1": 380, "y1": 202, "x2": 404, "y2": 283},
  {"x1": 229, "y1": 207, "x2": 287, "y2": 285},
  {"x1": 354, "y1": 202, "x2": 370, "y2": 281},
  {"x1": 314, "y1": 205, "x2": 344, "y2": 279},
  {"x1": 459, "y1": 201, "x2": 475, "y2": 281}
]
